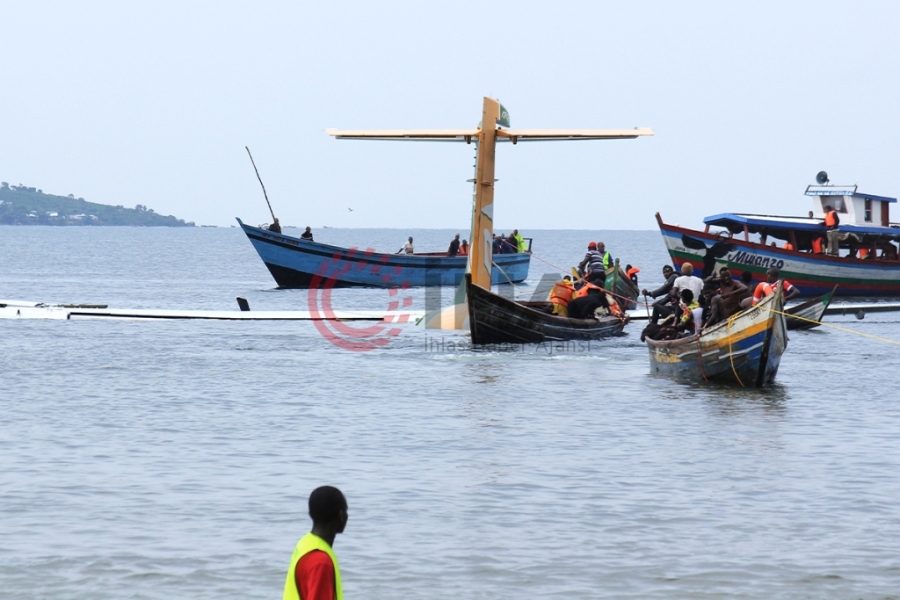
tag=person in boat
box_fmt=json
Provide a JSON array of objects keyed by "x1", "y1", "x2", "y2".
[
  {"x1": 625, "y1": 264, "x2": 640, "y2": 285},
  {"x1": 491, "y1": 234, "x2": 502, "y2": 255},
  {"x1": 673, "y1": 263, "x2": 703, "y2": 303},
  {"x1": 548, "y1": 276, "x2": 576, "y2": 317},
  {"x1": 642, "y1": 265, "x2": 677, "y2": 307},
  {"x1": 268, "y1": 218, "x2": 282, "y2": 234},
  {"x1": 641, "y1": 289, "x2": 698, "y2": 341},
  {"x1": 811, "y1": 236, "x2": 825, "y2": 254},
  {"x1": 300, "y1": 226, "x2": 314, "y2": 241},
  {"x1": 447, "y1": 233, "x2": 461, "y2": 257},
  {"x1": 881, "y1": 243, "x2": 899, "y2": 261},
  {"x1": 567, "y1": 281, "x2": 610, "y2": 320},
  {"x1": 823, "y1": 204, "x2": 841, "y2": 256},
  {"x1": 512, "y1": 229, "x2": 526, "y2": 253},
  {"x1": 703, "y1": 267, "x2": 748, "y2": 327},
  {"x1": 503, "y1": 233, "x2": 518, "y2": 254},
  {"x1": 460, "y1": 239, "x2": 469, "y2": 255},
  {"x1": 397, "y1": 236, "x2": 414, "y2": 254},
  {"x1": 740, "y1": 267, "x2": 800, "y2": 309},
  {"x1": 578, "y1": 241, "x2": 612, "y2": 285},
  {"x1": 283, "y1": 485, "x2": 348, "y2": 600}
]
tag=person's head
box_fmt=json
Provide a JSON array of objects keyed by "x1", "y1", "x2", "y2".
[
  {"x1": 681, "y1": 263, "x2": 694, "y2": 276},
  {"x1": 461, "y1": 239, "x2": 468, "y2": 247},
  {"x1": 702, "y1": 281, "x2": 718, "y2": 298},
  {"x1": 513, "y1": 229, "x2": 518, "y2": 235},
  {"x1": 408, "y1": 236, "x2": 413, "y2": 243},
  {"x1": 455, "y1": 233, "x2": 460, "y2": 240},
  {"x1": 563, "y1": 275, "x2": 572, "y2": 282},
  {"x1": 825, "y1": 205, "x2": 833, "y2": 212},
  {"x1": 663, "y1": 265, "x2": 675, "y2": 277},
  {"x1": 765, "y1": 267, "x2": 780, "y2": 283},
  {"x1": 305, "y1": 226, "x2": 310, "y2": 232},
  {"x1": 588, "y1": 241, "x2": 597, "y2": 250},
  {"x1": 740, "y1": 271, "x2": 753, "y2": 285},
  {"x1": 273, "y1": 217, "x2": 280, "y2": 224},
  {"x1": 719, "y1": 267, "x2": 733, "y2": 283},
  {"x1": 680, "y1": 289, "x2": 694, "y2": 304},
  {"x1": 597, "y1": 242, "x2": 606, "y2": 252},
  {"x1": 309, "y1": 486, "x2": 348, "y2": 533},
  {"x1": 808, "y1": 211, "x2": 814, "y2": 218}
]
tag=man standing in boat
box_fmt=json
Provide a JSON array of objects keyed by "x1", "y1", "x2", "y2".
[
  {"x1": 824, "y1": 205, "x2": 841, "y2": 256},
  {"x1": 301, "y1": 227, "x2": 314, "y2": 242},
  {"x1": 447, "y1": 233, "x2": 461, "y2": 257},
  {"x1": 578, "y1": 241, "x2": 612, "y2": 285},
  {"x1": 283, "y1": 486, "x2": 348, "y2": 600}
]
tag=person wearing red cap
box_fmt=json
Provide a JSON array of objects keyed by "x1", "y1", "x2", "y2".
[{"x1": 578, "y1": 241, "x2": 613, "y2": 285}]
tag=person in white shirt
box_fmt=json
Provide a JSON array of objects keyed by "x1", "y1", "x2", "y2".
[
  {"x1": 673, "y1": 263, "x2": 703, "y2": 301},
  {"x1": 397, "y1": 236, "x2": 414, "y2": 255}
]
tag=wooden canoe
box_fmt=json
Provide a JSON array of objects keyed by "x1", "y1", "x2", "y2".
[
  {"x1": 646, "y1": 288, "x2": 787, "y2": 387},
  {"x1": 784, "y1": 286, "x2": 837, "y2": 330},
  {"x1": 466, "y1": 274, "x2": 626, "y2": 344}
]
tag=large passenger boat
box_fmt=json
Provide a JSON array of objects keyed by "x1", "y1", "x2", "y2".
[{"x1": 657, "y1": 174, "x2": 900, "y2": 297}]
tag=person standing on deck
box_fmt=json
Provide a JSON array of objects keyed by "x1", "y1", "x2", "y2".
[
  {"x1": 301, "y1": 227, "x2": 314, "y2": 241},
  {"x1": 578, "y1": 242, "x2": 611, "y2": 285},
  {"x1": 824, "y1": 205, "x2": 841, "y2": 256},
  {"x1": 447, "y1": 233, "x2": 461, "y2": 257},
  {"x1": 283, "y1": 486, "x2": 348, "y2": 600},
  {"x1": 268, "y1": 218, "x2": 282, "y2": 234},
  {"x1": 512, "y1": 229, "x2": 526, "y2": 253}
]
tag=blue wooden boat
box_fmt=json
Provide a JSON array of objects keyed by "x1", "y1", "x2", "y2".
[{"x1": 236, "y1": 219, "x2": 531, "y2": 288}]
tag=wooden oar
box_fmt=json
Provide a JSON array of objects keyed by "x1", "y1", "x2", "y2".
[{"x1": 245, "y1": 146, "x2": 276, "y2": 223}]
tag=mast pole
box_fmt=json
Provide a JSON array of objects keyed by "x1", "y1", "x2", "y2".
[
  {"x1": 245, "y1": 146, "x2": 277, "y2": 223},
  {"x1": 468, "y1": 97, "x2": 500, "y2": 290}
]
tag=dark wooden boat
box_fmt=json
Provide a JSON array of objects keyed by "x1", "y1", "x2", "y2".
[
  {"x1": 466, "y1": 274, "x2": 627, "y2": 344},
  {"x1": 784, "y1": 286, "x2": 837, "y2": 330},
  {"x1": 646, "y1": 288, "x2": 787, "y2": 387}
]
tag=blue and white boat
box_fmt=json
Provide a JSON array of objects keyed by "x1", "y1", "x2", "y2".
[{"x1": 236, "y1": 219, "x2": 531, "y2": 288}]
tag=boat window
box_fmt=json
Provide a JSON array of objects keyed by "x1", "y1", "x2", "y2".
[
  {"x1": 864, "y1": 199, "x2": 872, "y2": 222},
  {"x1": 831, "y1": 198, "x2": 846, "y2": 212}
]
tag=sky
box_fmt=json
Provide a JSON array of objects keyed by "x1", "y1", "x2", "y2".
[{"x1": 2, "y1": 1, "x2": 899, "y2": 230}]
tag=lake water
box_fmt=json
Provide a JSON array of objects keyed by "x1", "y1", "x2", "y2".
[{"x1": 2, "y1": 226, "x2": 900, "y2": 599}]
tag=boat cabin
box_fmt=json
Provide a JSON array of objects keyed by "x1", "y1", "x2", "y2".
[
  {"x1": 700, "y1": 180, "x2": 900, "y2": 259},
  {"x1": 805, "y1": 184, "x2": 895, "y2": 227}
]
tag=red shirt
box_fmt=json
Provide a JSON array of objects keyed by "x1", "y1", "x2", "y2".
[{"x1": 294, "y1": 549, "x2": 336, "y2": 600}]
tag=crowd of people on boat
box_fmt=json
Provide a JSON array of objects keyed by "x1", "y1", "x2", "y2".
[{"x1": 639, "y1": 263, "x2": 798, "y2": 342}]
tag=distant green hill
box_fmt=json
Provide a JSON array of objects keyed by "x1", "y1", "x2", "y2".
[{"x1": 0, "y1": 182, "x2": 195, "y2": 226}]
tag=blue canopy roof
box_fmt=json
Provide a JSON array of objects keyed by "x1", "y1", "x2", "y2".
[{"x1": 703, "y1": 213, "x2": 900, "y2": 238}]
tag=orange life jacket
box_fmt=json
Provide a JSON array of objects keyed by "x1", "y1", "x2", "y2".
[
  {"x1": 858, "y1": 248, "x2": 870, "y2": 259},
  {"x1": 811, "y1": 238, "x2": 824, "y2": 254},
  {"x1": 549, "y1": 281, "x2": 575, "y2": 307},
  {"x1": 784, "y1": 243, "x2": 794, "y2": 251},
  {"x1": 626, "y1": 267, "x2": 640, "y2": 278},
  {"x1": 825, "y1": 210, "x2": 838, "y2": 227},
  {"x1": 572, "y1": 281, "x2": 603, "y2": 299},
  {"x1": 607, "y1": 295, "x2": 625, "y2": 318}
]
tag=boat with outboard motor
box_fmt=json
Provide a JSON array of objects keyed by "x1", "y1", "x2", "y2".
[
  {"x1": 657, "y1": 173, "x2": 900, "y2": 298},
  {"x1": 237, "y1": 218, "x2": 531, "y2": 288}
]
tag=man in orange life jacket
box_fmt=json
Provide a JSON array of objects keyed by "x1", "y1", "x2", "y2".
[
  {"x1": 824, "y1": 205, "x2": 841, "y2": 256},
  {"x1": 740, "y1": 267, "x2": 800, "y2": 309},
  {"x1": 283, "y1": 486, "x2": 348, "y2": 600}
]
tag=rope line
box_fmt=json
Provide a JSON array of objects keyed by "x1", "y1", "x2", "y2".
[
  {"x1": 762, "y1": 306, "x2": 900, "y2": 347},
  {"x1": 726, "y1": 313, "x2": 745, "y2": 387}
]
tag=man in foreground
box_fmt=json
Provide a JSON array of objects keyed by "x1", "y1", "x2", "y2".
[
  {"x1": 283, "y1": 486, "x2": 348, "y2": 600},
  {"x1": 704, "y1": 267, "x2": 748, "y2": 327}
]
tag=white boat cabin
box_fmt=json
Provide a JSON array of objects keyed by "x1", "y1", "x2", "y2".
[{"x1": 805, "y1": 184, "x2": 896, "y2": 227}]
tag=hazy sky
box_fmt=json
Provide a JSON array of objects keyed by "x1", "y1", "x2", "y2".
[{"x1": 2, "y1": 1, "x2": 899, "y2": 229}]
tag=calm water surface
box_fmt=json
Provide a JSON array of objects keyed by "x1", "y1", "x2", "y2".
[{"x1": 2, "y1": 226, "x2": 900, "y2": 599}]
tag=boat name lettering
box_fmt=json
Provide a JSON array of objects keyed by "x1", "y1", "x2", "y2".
[{"x1": 727, "y1": 250, "x2": 783, "y2": 270}]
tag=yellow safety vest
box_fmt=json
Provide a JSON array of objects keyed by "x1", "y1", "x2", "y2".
[{"x1": 283, "y1": 533, "x2": 343, "y2": 600}]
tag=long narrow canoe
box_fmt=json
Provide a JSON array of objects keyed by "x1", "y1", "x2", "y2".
[
  {"x1": 237, "y1": 219, "x2": 531, "y2": 288},
  {"x1": 785, "y1": 286, "x2": 837, "y2": 330},
  {"x1": 466, "y1": 274, "x2": 626, "y2": 344},
  {"x1": 646, "y1": 289, "x2": 787, "y2": 387}
]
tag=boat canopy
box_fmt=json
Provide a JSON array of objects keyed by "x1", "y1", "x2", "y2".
[{"x1": 703, "y1": 213, "x2": 900, "y2": 242}]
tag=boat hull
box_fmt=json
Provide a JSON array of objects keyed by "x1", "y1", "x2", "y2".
[
  {"x1": 658, "y1": 219, "x2": 900, "y2": 298},
  {"x1": 785, "y1": 286, "x2": 836, "y2": 330},
  {"x1": 646, "y1": 291, "x2": 787, "y2": 387},
  {"x1": 238, "y1": 219, "x2": 530, "y2": 288},
  {"x1": 466, "y1": 274, "x2": 626, "y2": 344}
]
